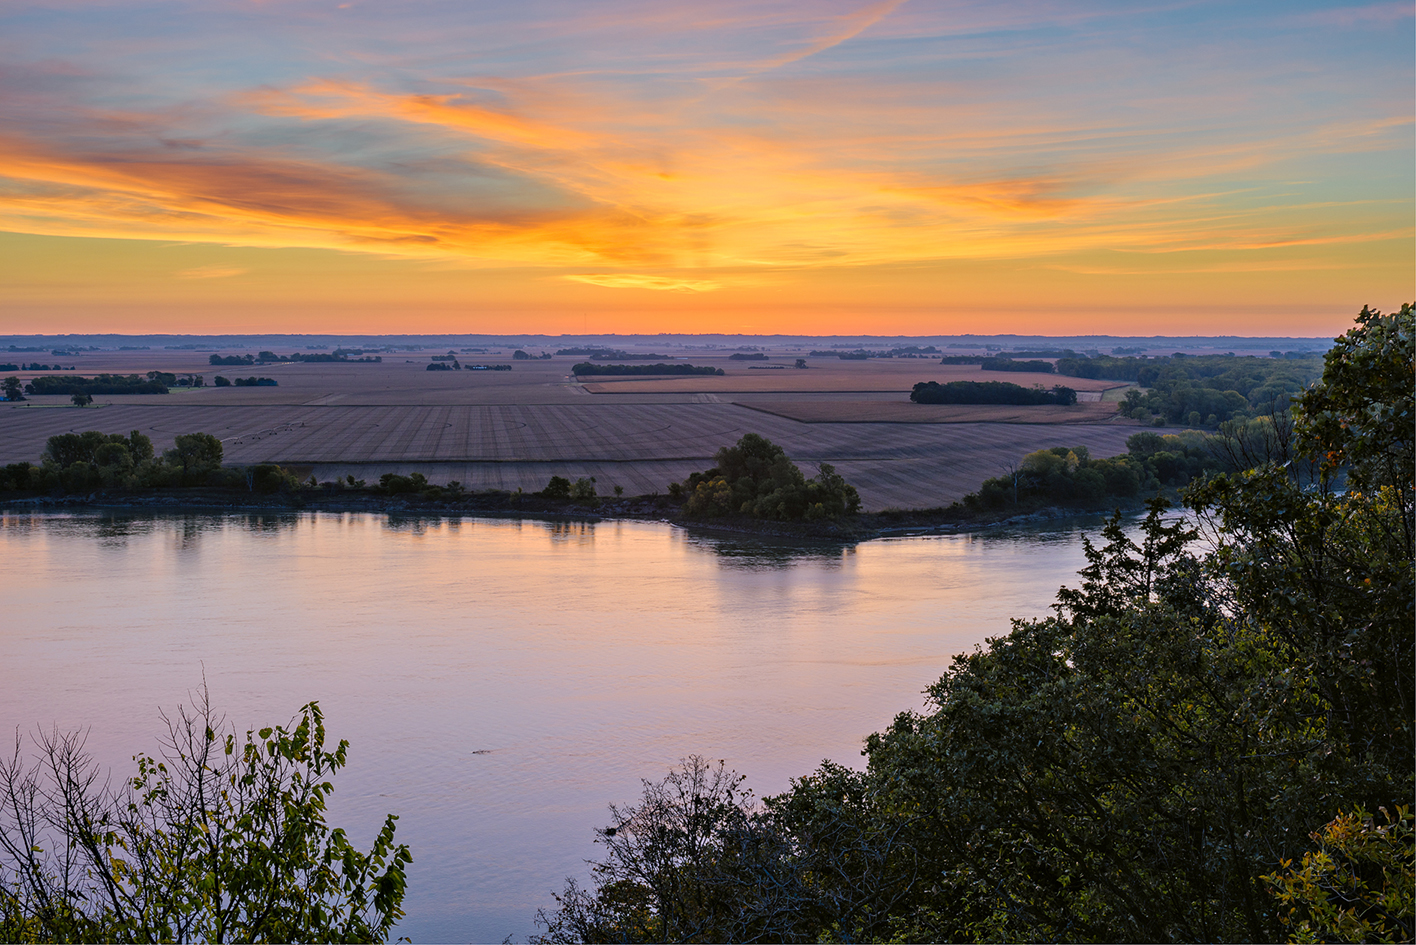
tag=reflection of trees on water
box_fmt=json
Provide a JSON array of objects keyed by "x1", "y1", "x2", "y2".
[
  {"x1": 685, "y1": 532, "x2": 854, "y2": 570},
  {"x1": 540, "y1": 520, "x2": 595, "y2": 545}
]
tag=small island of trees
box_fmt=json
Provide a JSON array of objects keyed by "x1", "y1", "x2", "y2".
[{"x1": 667, "y1": 433, "x2": 860, "y2": 522}]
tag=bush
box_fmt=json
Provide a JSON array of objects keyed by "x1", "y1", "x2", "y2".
[{"x1": 378, "y1": 472, "x2": 428, "y2": 495}]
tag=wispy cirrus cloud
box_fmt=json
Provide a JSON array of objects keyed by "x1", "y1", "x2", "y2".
[
  {"x1": 0, "y1": 0, "x2": 1409, "y2": 326},
  {"x1": 563, "y1": 273, "x2": 723, "y2": 291}
]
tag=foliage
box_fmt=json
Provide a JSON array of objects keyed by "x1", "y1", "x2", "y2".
[
  {"x1": 910, "y1": 380, "x2": 1077, "y2": 406},
  {"x1": 534, "y1": 757, "x2": 792, "y2": 944},
  {"x1": 1068, "y1": 351, "x2": 1327, "y2": 427},
  {"x1": 979, "y1": 357, "x2": 1054, "y2": 373},
  {"x1": 164, "y1": 432, "x2": 224, "y2": 483},
  {"x1": 571, "y1": 363, "x2": 724, "y2": 376},
  {"x1": 3, "y1": 377, "x2": 26, "y2": 401},
  {"x1": 958, "y1": 431, "x2": 1229, "y2": 514},
  {"x1": 25, "y1": 374, "x2": 168, "y2": 396},
  {"x1": 1265, "y1": 806, "x2": 1413, "y2": 944},
  {"x1": 540, "y1": 475, "x2": 572, "y2": 499},
  {"x1": 0, "y1": 429, "x2": 319, "y2": 495},
  {"x1": 0, "y1": 691, "x2": 411, "y2": 943},
  {"x1": 670, "y1": 433, "x2": 860, "y2": 522},
  {"x1": 538, "y1": 305, "x2": 1413, "y2": 943},
  {"x1": 378, "y1": 471, "x2": 429, "y2": 495}
]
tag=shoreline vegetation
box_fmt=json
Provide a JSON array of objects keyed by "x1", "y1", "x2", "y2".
[{"x1": 0, "y1": 424, "x2": 1248, "y2": 541}]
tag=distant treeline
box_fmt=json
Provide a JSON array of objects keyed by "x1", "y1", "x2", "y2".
[
  {"x1": 210, "y1": 352, "x2": 381, "y2": 365},
  {"x1": 941, "y1": 350, "x2": 1076, "y2": 364},
  {"x1": 809, "y1": 346, "x2": 941, "y2": 359},
  {"x1": 911, "y1": 380, "x2": 1077, "y2": 406},
  {"x1": 981, "y1": 358, "x2": 1054, "y2": 373},
  {"x1": 555, "y1": 347, "x2": 671, "y2": 360},
  {"x1": 572, "y1": 362, "x2": 724, "y2": 376},
  {"x1": 1087, "y1": 354, "x2": 1325, "y2": 426},
  {"x1": 729, "y1": 352, "x2": 769, "y2": 360},
  {"x1": 958, "y1": 428, "x2": 1244, "y2": 513},
  {"x1": 24, "y1": 374, "x2": 170, "y2": 396}
]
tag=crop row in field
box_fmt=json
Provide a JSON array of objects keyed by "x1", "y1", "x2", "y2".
[{"x1": 0, "y1": 402, "x2": 1140, "y2": 509}]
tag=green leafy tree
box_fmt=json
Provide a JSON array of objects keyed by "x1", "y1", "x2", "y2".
[
  {"x1": 541, "y1": 475, "x2": 572, "y2": 499},
  {"x1": 675, "y1": 434, "x2": 860, "y2": 521},
  {"x1": 0, "y1": 690, "x2": 411, "y2": 943},
  {"x1": 163, "y1": 432, "x2": 224, "y2": 482},
  {"x1": 1265, "y1": 805, "x2": 1413, "y2": 944}
]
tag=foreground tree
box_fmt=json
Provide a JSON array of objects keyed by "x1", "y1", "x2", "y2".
[
  {"x1": 536, "y1": 305, "x2": 1414, "y2": 943},
  {"x1": 0, "y1": 690, "x2": 411, "y2": 943}
]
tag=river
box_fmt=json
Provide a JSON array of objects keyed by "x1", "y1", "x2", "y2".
[{"x1": 1, "y1": 510, "x2": 1112, "y2": 942}]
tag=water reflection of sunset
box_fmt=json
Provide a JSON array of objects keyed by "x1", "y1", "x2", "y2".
[
  {"x1": 0, "y1": 508, "x2": 1271, "y2": 939},
  {"x1": 1, "y1": 2, "x2": 1409, "y2": 335}
]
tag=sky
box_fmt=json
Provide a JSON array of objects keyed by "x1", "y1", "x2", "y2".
[{"x1": 0, "y1": 0, "x2": 1411, "y2": 336}]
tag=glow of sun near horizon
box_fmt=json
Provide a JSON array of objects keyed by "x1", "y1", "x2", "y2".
[{"x1": 0, "y1": 0, "x2": 1411, "y2": 337}]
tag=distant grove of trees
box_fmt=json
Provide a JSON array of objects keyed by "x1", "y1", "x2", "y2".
[
  {"x1": 572, "y1": 362, "x2": 724, "y2": 376},
  {"x1": 979, "y1": 357, "x2": 1054, "y2": 373},
  {"x1": 210, "y1": 351, "x2": 381, "y2": 364},
  {"x1": 958, "y1": 428, "x2": 1245, "y2": 513},
  {"x1": 23, "y1": 374, "x2": 171, "y2": 396},
  {"x1": 911, "y1": 380, "x2": 1078, "y2": 406}
]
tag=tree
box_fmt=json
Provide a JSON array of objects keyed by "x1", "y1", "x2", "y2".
[
  {"x1": 541, "y1": 475, "x2": 572, "y2": 499},
  {"x1": 163, "y1": 432, "x2": 224, "y2": 481},
  {"x1": 673, "y1": 434, "x2": 860, "y2": 522},
  {"x1": 2, "y1": 377, "x2": 24, "y2": 402},
  {"x1": 1265, "y1": 805, "x2": 1413, "y2": 943},
  {"x1": 70, "y1": 391, "x2": 93, "y2": 407},
  {"x1": 535, "y1": 757, "x2": 801, "y2": 944},
  {"x1": 0, "y1": 690, "x2": 411, "y2": 943},
  {"x1": 538, "y1": 305, "x2": 1413, "y2": 943}
]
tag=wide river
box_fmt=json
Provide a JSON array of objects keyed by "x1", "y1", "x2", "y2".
[{"x1": 2, "y1": 510, "x2": 1111, "y2": 942}]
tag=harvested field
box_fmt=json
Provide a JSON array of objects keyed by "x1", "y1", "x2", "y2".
[
  {"x1": 580, "y1": 361, "x2": 1123, "y2": 395},
  {"x1": 739, "y1": 401, "x2": 1128, "y2": 424},
  {"x1": 1, "y1": 401, "x2": 1141, "y2": 510}
]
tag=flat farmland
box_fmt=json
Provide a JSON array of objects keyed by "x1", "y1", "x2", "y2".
[
  {"x1": 580, "y1": 359, "x2": 1123, "y2": 395},
  {"x1": 1, "y1": 399, "x2": 1139, "y2": 509},
  {"x1": 740, "y1": 401, "x2": 1126, "y2": 424},
  {"x1": 1, "y1": 350, "x2": 1148, "y2": 509}
]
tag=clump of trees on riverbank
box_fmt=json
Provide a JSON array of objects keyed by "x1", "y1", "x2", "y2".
[
  {"x1": 535, "y1": 304, "x2": 1415, "y2": 944},
  {"x1": 667, "y1": 433, "x2": 861, "y2": 522}
]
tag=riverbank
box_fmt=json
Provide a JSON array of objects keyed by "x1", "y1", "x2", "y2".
[{"x1": 0, "y1": 486, "x2": 1156, "y2": 541}]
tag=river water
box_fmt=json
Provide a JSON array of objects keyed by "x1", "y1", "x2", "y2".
[{"x1": 1, "y1": 511, "x2": 1109, "y2": 942}]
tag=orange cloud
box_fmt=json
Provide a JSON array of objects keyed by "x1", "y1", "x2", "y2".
[{"x1": 563, "y1": 273, "x2": 723, "y2": 292}]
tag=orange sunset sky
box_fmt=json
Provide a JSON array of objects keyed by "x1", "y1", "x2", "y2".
[{"x1": 1, "y1": 0, "x2": 1411, "y2": 337}]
